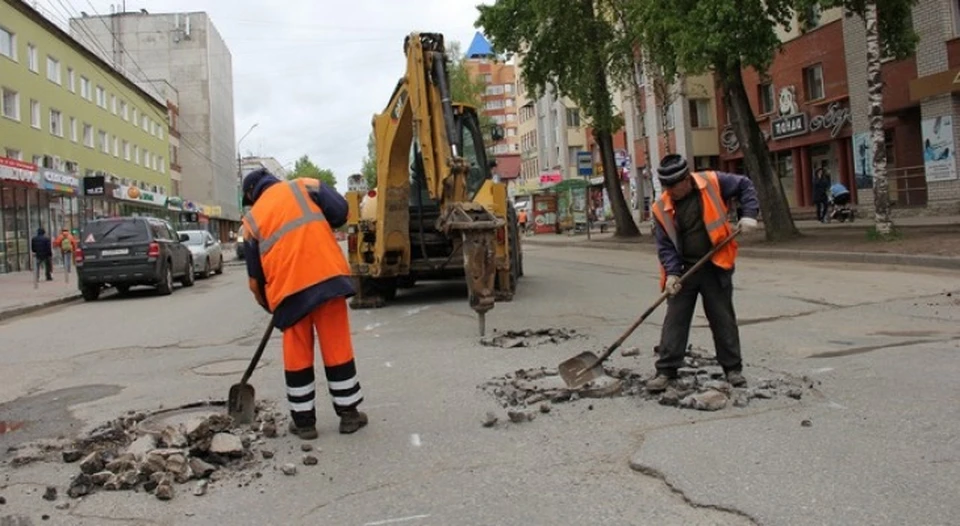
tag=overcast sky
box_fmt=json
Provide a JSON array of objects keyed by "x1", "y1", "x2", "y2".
[{"x1": 36, "y1": 0, "x2": 493, "y2": 190}]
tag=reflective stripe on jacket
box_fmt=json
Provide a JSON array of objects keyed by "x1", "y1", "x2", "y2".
[
  {"x1": 242, "y1": 179, "x2": 350, "y2": 311},
  {"x1": 651, "y1": 171, "x2": 737, "y2": 290}
]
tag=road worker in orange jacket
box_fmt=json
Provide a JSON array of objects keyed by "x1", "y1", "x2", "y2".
[
  {"x1": 646, "y1": 154, "x2": 760, "y2": 393},
  {"x1": 241, "y1": 168, "x2": 367, "y2": 440}
]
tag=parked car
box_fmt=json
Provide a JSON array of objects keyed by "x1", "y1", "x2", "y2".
[
  {"x1": 75, "y1": 217, "x2": 195, "y2": 301},
  {"x1": 180, "y1": 230, "x2": 224, "y2": 278},
  {"x1": 235, "y1": 229, "x2": 245, "y2": 260}
]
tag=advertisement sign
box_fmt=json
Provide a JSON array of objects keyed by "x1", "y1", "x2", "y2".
[
  {"x1": 114, "y1": 184, "x2": 165, "y2": 206},
  {"x1": 577, "y1": 151, "x2": 592, "y2": 177},
  {"x1": 0, "y1": 157, "x2": 40, "y2": 186},
  {"x1": 531, "y1": 193, "x2": 557, "y2": 235},
  {"x1": 83, "y1": 176, "x2": 106, "y2": 196},
  {"x1": 539, "y1": 172, "x2": 562, "y2": 186},
  {"x1": 41, "y1": 169, "x2": 80, "y2": 194},
  {"x1": 921, "y1": 115, "x2": 958, "y2": 182},
  {"x1": 851, "y1": 132, "x2": 873, "y2": 190}
]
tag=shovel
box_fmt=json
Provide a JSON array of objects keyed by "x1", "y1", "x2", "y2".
[
  {"x1": 227, "y1": 317, "x2": 275, "y2": 425},
  {"x1": 558, "y1": 228, "x2": 742, "y2": 389}
]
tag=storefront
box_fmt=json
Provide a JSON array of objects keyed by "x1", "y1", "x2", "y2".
[
  {"x1": 113, "y1": 184, "x2": 172, "y2": 221},
  {"x1": 720, "y1": 92, "x2": 855, "y2": 209}
]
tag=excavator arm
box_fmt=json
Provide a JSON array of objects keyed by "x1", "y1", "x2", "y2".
[{"x1": 360, "y1": 32, "x2": 505, "y2": 335}]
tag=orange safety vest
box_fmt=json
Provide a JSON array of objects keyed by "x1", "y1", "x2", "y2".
[
  {"x1": 651, "y1": 171, "x2": 737, "y2": 291},
  {"x1": 242, "y1": 179, "x2": 350, "y2": 311}
]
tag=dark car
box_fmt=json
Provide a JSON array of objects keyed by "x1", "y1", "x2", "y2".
[{"x1": 75, "y1": 217, "x2": 195, "y2": 301}]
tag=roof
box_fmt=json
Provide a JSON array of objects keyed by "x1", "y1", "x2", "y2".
[
  {"x1": 494, "y1": 154, "x2": 521, "y2": 180},
  {"x1": 466, "y1": 32, "x2": 494, "y2": 58}
]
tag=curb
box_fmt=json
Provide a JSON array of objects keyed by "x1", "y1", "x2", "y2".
[
  {"x1": 522, "y1": 238, "x2": 960, "y2": 271},
  {"x1": 0, "y1": 293, "x2": 82, "y2": 323}
]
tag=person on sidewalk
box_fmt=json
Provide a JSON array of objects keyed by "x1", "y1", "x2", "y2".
[
  {"x1": 814, "y1": 165, "x2": 831, "y2": 223},
  {"x1": 53, "y1": 228, "x2": 78, "y2": 274},
  {"x1": 241, "y1": 168, "x2": 367, "y2": 440},
  {"x1": 31, "y1": 228, "x2": 53, "y2": 282},
  {"x1": 646, "y1": 154, "x2": 761, "y2": 393}
]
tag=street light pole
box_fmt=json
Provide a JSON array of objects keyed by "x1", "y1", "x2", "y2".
[{"x1": 237, "y1": 123, "x2": 259, "y2": 214}]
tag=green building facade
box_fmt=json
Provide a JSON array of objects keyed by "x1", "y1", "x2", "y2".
[{"x1": 0, "y1": 0, "x2": 171, "y2": 273}]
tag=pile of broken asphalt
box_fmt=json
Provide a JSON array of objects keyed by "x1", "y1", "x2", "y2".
[
  {"x1": 479, "y1": 345, "x2": 816, "y2": 427},
  {"x1": 4, "y1": 400, "x2": 323, "y2": 506}
]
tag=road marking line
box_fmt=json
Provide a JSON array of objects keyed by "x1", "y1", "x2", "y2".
[
  {"x1": 811, "y1": 367, "x2": 834, "y2": 374},
  {"x1": 410, "y1": 433, "x2": 421, "y2": 447},
  {"x1": 364, "y1": 322, "x2": 383, "y2": 331},
  {"x1": 405, "y1": 306, "x2": 429, "y2": 316},
  {"x1": 364, "y1": 514, "x2": 431, "y2": 526}
]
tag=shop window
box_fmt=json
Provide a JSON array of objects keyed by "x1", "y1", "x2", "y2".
[
  {"x1": 689, "y1": 99, "x2": 712, "y2": 128},
  {"x1": 804, "y1": 64, "x2": 825, "y2": 101},
  {"x1": 1, "y1": 87, "x2": 19, "y2": 120},
  {"x1": 759, "y1": 82, "x2": 774, "y2": 114}
]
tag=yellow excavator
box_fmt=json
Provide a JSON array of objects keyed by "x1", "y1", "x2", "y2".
[{"x1": 344, "y1": 32, "x2": 523, "y2": 336}]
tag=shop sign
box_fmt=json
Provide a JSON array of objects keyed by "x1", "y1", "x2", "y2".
[
  {"x1": 41, "y1": 169, "x2": 80, "y2": 194},
  {"x1": 539, "y1": 172, "x2": 562, "y2": 185},
  {"x1": 166, "y1": 196, "x2": 183, "y2": 210},
  {"x1": 0, "y1": 157, "x2": 40, "y2": 186},
  {"x1": 809, "y1": 102, "x2": 852, "y2": 138},
  {"x1": 114, "y1": 184, "x2": 165, "y2": 206},
  {"x1": 588, "y1": 176, "x2": 604, "y2": 186},
  {"x1": 83, "y1": 175, "x2": 106, "y2": 196},
  {"x1": 771, "y1": 113, "x2": 809, "y2": 140}
]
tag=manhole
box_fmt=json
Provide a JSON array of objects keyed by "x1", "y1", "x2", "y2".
[
  {"x1": 480, "y1": 328, "x2": 583, "y2": 348},
  {"x1": 0, "y1": 420, "x2": 26, "y2": 435},
  {"x1": 191, "y1": 359, "x2": 268, "y2": 376},
  {"x1": 136, "y1": 401, "x2": 225, "y2": 435}
]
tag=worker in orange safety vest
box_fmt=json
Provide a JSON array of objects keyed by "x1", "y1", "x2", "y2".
[
  {"x1": 241, "y1": 168, "x2": 367, "y2": 440},
  {"x1": 646, "y1": 154, "x2": 760, "y2": 393}
]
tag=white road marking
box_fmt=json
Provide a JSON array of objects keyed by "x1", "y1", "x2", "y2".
[
  {"x1": 364, "y1": 514, "x2": 431, "y2": 526},
  {"x1": 364, "y1": 322, "x2": 383, "y2": 331},
  {"x1": 410, "y1": 433, "x2": 421, "y2": 447},
  {"x1": 405, "y1": 306, "x2": 429, "y2": 316},
  {"x1": 811, "y1": 367, "x2": 834, "y2": 374},
  {"x1": 826, "y1": 401, "x2": 846, "y2": 410}
]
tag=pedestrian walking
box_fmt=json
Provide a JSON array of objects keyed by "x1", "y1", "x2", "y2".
[
  {"x1": 645, "y1": 154, "x2": 761, "y2": 392},
  {"x1": 53, "y1": 228, "x2": 78, "y2": 277},
  {"x1": 31, "y1": 228, "x2": 53, "y2": 283},
  {"x1": 813, "y1": 164, "x2": 831, "y2": 223},
  {"x1": 240, "y1": 168, "x2": 367, "y2": 440}
]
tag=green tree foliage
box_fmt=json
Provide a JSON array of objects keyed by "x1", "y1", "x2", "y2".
[
  {"x1": 361, "y1": 131, "x2": 377, "y2": 190},
  {"x1": 476, "y1": 0, "x2": 641, "y2": 238},
  {"x1": 447, "y1": 41, "x2": 495, "y2": 131},
  {"x1": 287, "y1": 155, "x2": 337, "y2": 189}
]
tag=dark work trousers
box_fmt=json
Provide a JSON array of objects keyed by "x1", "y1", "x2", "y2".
[
  {"x1": 815, "y1": 200, "x2": 828, "y2": 222},
  {"x1": 656, "y1": 263, "x2": 742, "y2": 375}
]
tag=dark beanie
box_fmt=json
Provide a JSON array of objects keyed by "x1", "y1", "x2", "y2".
[{"x1": 657, "y1": 154, "x2": 690, "y2": 186}]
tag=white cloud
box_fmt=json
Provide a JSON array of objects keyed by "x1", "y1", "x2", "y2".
[{"x1": 46, "y1": 0, "x2": 493, "y2": 189}]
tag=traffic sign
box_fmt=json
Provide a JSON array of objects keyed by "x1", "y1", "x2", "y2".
[{"x1": 577, "y1": 151, "x2": 593, "y2": 177}]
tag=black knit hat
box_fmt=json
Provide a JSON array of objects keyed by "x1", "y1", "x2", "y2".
[{"x1": 657, "y1": 154, "x2": 690, "y2": 186}]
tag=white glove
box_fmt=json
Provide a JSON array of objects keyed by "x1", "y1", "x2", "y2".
[
  {"x1": 737, "y1": 217, "x2": 758, "y2": 233},
  {"x1": 664, "y1": 275, "x2": 681, "y2": 297}
]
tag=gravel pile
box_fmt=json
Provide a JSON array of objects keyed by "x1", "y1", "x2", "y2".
[{"x1": 480, "y1": 328, "x2": 582, "y2": 348}]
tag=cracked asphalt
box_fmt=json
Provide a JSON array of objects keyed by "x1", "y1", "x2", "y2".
[{"x1": 1, "y1": 242, "x2": 958, "y2": 525}]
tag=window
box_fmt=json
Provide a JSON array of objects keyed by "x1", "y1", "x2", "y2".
[
  {"x1": 46, "y1": 56, "x2": 60, "y2": 84},
  {"x1": 121, "y1": 101, "x2": 128, "y2": 121},
  {"x1": 27, "y1": 44, "x2": 37, "y2": 72},
  {"x1": 145, "y1": 151, "x2": 151, "y2": 168},
  {"x1": 804, "y1": 63, "x2": 825, "y2": 101},
  {"x1": 83, "y1": 123, "x2": 93, "y2": 147},
  {"x1": 70, "y1": 117, "x2": 77, "y2": 142},
  {"x1": 159, "y1": 156, "x2": 165, "y2": 173},
  {"x1": 49, "y1": 109, "x2": 62, "y2": 137},
  {"x1": 661, "y1": 102, "x2": 675, "y2": 130},
  {"x1": 1, "y1": 88, "x2": 19, "y2": 120},
  {"x1": 759, "y1": 82, "x2": 775, "y2": 114},
  {"x1": 134, "y1": 145, "x2": 140, "y2": 165},
  {"x1": 111, "y1": 94, "x2": 117, "y2": 114},
  {"x1": 0, "y1": 27, "x2": 15, "y2": 60},
  {"x1": 80, "y1": 77, "x2": 90, "y2": 100},
  {"x1": 5, "y1": 148, "x2": 22, "y2": 160},
  {"x1": 689, "y1": 99, "x2": 712, "y2": 128},
  {"x1": 141, "y1": 115, "x2": 148, "y2": 132},
  {"x1": 30, "y1": 99, "x2": 40, "y2": 128},
  {"x1": 99, "y1": 130, "x2": 108, "y2": 154},
  {"x1": 67, "y1": 68, "x2": 75, "y2": 92},
  {"x1": 132, "y1": 108, "x2": 138, "y2": 125},
  {"x1": 566, "y1": 108, "x2": 581, "y2": 127},
  {"x1": 158, "y1": 126, "x2": 164, "y2": 140},
  {"x1": 123, "y1": 141, "x2": 130, "y2": 161},
  {"x1": 113, "y1": 136, "x2": 119, "y2": 157},
  {"x1": 96, "y1": 86, "x2": 106, "y2": 108},
  {"x1": 802, "y1": 4, "x2": 822, "y2": 31}
]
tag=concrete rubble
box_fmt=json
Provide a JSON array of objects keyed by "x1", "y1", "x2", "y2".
[
  {"x1": 480, "y1": 328, "x2": 582, "y2": 348},
  {"x1": 480, "y1": 344, "x2": 814, "y2": 424},
  {"x1": 5, "y1": 400, "x2": 289, "y2": 502}
]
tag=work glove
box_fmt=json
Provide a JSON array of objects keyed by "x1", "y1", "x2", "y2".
[
  {"x1": 737, "y1": 217, "x2": 759, "y2": 233},
  {"x1": 664, "y1": 275, "x2": 681, "y2": 297}
]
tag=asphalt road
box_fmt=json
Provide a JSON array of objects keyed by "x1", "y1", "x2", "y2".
[{"x1": 0, "y1": 243, "x2": 958, "y2": 526}]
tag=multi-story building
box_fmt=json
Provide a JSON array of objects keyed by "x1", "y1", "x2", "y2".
[
  {"x1": 70, "y1": 9, "x2": 240, "y2": 236},
  {"x1": 515, "y1": 57, "x2": 540, "y2": 194},
  {"x1": 464, "y1": 33, "x2": 520, "y2": 159},
  {"x1": 0, "y1": 0, "x2": 170, "y2": 273},
  {"x1": 240, "y1": 156, "x2": 288, "y2": 180}
]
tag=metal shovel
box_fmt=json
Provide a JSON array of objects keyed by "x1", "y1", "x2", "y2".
[
  {"x1": 558, "y1": 228, "x2": 742, "y2": 389},
  {"x1": 227, "y1": 318, "x2": 275, "y2": 425}
]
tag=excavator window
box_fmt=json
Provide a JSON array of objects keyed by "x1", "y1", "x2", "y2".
[{"x1": 461, "y1": 112, "x2": 489, "y2": 201}]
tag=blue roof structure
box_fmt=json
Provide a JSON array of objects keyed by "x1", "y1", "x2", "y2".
[{"x1": 465, "y1": 32, "x2": 494, "y2": 58}]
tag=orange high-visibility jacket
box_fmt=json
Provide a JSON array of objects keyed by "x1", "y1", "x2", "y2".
[
  {"x1": 651, "y1": 171, "x2": 738, "y2": 290},
  {"x1": 242, "y1": 178, "x2": 350, "y2": 312}
]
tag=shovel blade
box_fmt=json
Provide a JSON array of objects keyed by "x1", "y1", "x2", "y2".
[
  {"x1": 558, "y1": 351, "x2": 605, "y2": 389},
  {"x1": 227, "y1": 383, "x2": 256, "y2": 425}
]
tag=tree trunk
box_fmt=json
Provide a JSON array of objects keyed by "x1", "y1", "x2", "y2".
[
  {"x1": 596, "y1": 130, "x2": 640, "y2": 237},
  {"x1": 718, "y1": 62, "x2": 799, "y2": 241},
  {"x1": 864, "y1": 1, "x2": 893, "y2": 235}
]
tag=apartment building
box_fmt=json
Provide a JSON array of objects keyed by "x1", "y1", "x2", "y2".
[
  {"x1": 464, "y1": 33, "x2": 520, "y2": 159},
  {"x1": 70, "y1": 9, "x2": 240, "y2": 236},
  {"x1": 0, "y1": 0, "x2": 170, "y2": 273}
]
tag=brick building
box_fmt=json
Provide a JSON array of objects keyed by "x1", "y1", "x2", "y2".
[{"x1": 463, "y1": 33, "x2": 519, "y2": 160}]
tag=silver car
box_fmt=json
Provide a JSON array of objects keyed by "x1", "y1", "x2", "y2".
[{"x1": 180, "y1": 230, "x2": 224, "y2": 278}]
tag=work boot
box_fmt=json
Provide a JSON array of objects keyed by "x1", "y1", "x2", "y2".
[
  {"x1": 726, "y1": 371, "x2": 747, "y2": 388},
  {"x1": 338, "y1": 409, "x2": 368, "y2": 434},
  {"x1": 645, "y1": 373, "x2": 674, "y2": 393},
  {"x1": 288, "y1": 420, "x2": 319, "y2": 440}
]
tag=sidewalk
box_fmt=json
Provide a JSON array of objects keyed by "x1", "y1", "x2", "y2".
[
  {"x1": 522, "y1": 215, "x2": 960, "y2": 271},
  {"x1": 0, "y1": 266, "x2": 82, "y2": 322}
]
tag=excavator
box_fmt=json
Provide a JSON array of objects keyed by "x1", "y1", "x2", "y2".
[{"x1": 343, "y1": 32, "x2": 523, "y2": 336}]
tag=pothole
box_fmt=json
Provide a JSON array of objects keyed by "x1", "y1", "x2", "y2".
[
  {"x1": 4, "y1": 399, "x2": 304, "y2": 502},
  {"x1": 191, "y1": 359, "x2": 268, "y2": 376},
  {"x1": 478, "y1": 345, "x2": 816, "y2": 426},
  {"x1": 480, "y1": 328, "x2": 583, "y2": 348}
]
